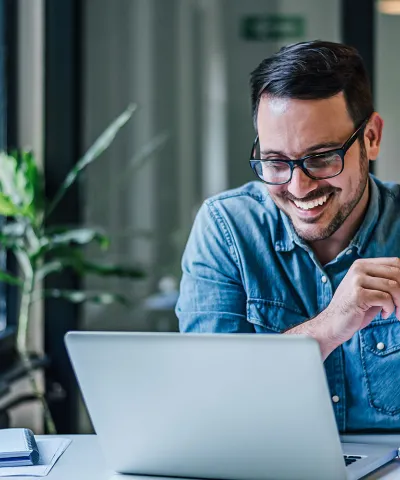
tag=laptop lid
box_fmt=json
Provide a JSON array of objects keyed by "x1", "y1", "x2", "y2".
[{"x1": 65, "y1": 332, "x2": 348, "y2": 480}]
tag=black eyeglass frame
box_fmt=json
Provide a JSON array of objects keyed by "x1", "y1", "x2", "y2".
[{"x1": 249, "y1": 116, "x2": 371, "y2": 185}]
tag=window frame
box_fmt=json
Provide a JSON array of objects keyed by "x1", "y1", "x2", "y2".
[{"x1": 0, "y1": 0, "x2": 19, "y2": 368}]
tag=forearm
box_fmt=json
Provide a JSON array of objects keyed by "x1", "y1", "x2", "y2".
[{"x1": 283, "y1": 310, "x2": 341, "y2": 361}]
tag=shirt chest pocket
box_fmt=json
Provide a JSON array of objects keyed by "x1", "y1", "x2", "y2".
[
  {"x1": 246, "y1": 298, "x2": 308, "y2": 333},
  {"x1": 359, "y1": 318, "x2": 400, "y2": 416}
]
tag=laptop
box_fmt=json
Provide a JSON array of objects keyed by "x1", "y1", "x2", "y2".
[{"x1": 65, "y1": 332, "x2": 398, "y2": 480}]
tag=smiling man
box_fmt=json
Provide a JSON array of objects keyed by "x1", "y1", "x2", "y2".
[{"x1": 176, "y1": 41, "x2": 400, "y2": 431}]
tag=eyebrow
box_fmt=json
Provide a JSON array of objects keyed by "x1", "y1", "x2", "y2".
[{"x1": 260, "y1": 141, "x2": 343, "y2": 157}]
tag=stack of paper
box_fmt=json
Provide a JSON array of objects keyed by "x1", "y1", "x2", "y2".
[{"x1": 0, "y1": 437, "x2": 71, "y2": 477}]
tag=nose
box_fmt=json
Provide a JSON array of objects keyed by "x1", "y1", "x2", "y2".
[{"x1": 288, "y1": 166, "x2": 319, "y2": 199}]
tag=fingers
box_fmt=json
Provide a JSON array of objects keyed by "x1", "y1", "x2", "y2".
[
  {"x1": 360, "y1": 277, "x2": 400, "y2": 319},
  {"x1": 360, "y1": 288, "x2": 396, "y2": 319},
  {"x1": 355, "y1": 257, "x2": 400, "y2": 268},
  {"x1": 363, "y1": 264, "x2": 400, "y2": 281},
  {"x1": 351, "y1": 259, "x2": 400, "y2": 319}
]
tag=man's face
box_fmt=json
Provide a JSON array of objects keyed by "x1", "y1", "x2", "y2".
[{"x1": 257, "y1": 93, "x2": 376, "y2": 242}]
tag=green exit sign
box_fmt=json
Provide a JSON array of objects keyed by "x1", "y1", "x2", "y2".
[{"x1": 241, "y1": 15, "x2": 305, "y2": 41}]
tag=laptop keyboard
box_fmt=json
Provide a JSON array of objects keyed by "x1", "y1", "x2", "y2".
[{"x1": 344, "y1": 455, "x2": 363, "y2": 466}]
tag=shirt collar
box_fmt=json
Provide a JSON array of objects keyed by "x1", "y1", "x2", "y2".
[
  {"x1": 274, "y1": 175, "x2": 381, "y2": 255},
  {"x1": 275, "y1": 210, "x2": 296, "y2": 252},
  {"x1": 350, "y1": 175, "x2": 380, "y2": 255}
]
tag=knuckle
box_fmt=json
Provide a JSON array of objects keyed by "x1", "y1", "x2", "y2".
[
  {"x1": 353, "y1": 258, "x2": 364, "y2": 265},
  {"x1": 359, "y1": 301, "x2": 371, "y2": 312},
  {"x1": 354, "y1": 285, "x2": 364, "y2": 298},
  {"x1": 351, "y1": 263, "x2": 363, "y2": 276},
  {"x1": 381, "y1": 291, "x2": 391, "y2": 301},
  {"x1": 352, "y1": 276, "x2": 363, "y2": 287}
]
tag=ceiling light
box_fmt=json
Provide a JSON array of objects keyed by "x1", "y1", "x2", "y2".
[{"x1": 378, "y1": 0, "x2": 400, "y2": 14}]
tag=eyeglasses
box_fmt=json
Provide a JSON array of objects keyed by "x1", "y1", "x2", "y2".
[{"x1": 249, "y1": 116, "x2": 370, "y2": 185}]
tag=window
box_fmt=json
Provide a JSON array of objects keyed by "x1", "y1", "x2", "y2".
[{"x1": 0, "y1": 0, "x2": 18, "y2": 361}]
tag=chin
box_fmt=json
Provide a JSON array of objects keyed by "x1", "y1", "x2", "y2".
[
  {"x1": 294, "y1": 228, "x2": 332, "y2": 242},
  {"x1": 292, "y1": 217, "x2": 340, "y2": 242}
]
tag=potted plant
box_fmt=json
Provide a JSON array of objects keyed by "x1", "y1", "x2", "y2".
[{"x1": 0, "y1": 104, "x2": 146, "y2": 433}]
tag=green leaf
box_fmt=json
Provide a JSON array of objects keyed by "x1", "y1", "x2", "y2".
[
  {"x1": 0, "y1": 193, "x2": 23, "y2": 217},
  {"x1": 75, "y1": 260, "x2": 145, "y2": 278},
  {"x1": 47, "y1": 228, "x2": 109, "y2": 248},
  {"x1": 0, "y1": 152, "x2": 22, "y2": 203},
  {"x1": 35, "y1": 261, "x2": 65, "y2": 281},
  {"x1": 0, "y1": 152, "x2": 38, "y2": 220},
  {"x1": 36, "y1": 252, "x2": 145, "y2": 281},
  {"x1": 46, "y1": 104, "x2": 136, "y2": 218},
  {"x1": 0, "y1": 270, "x2": 23, "y2": 286},
  {"x1": 20, "y1": 150, "x2": 45, "y2": 219},
  {"x1": 40, "y1": 289, "x2": 130, "y2": 305},
  {"x1": 117, "y1": 131, "x2": 169, "y2": 185},
  {"x1": 31, "y1": 228, "x2": 110, "y2": 262}
]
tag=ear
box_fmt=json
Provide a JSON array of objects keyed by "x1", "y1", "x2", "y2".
[{"x1": 364, "y1": 112, "x2": 384, "y2": 161}]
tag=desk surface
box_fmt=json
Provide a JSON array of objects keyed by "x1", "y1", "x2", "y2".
[{"x1": 4, "y1": 434, "x2": 400, "y2": 480}]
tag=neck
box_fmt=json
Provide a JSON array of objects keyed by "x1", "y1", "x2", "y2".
[{"x1": 310, "y1": 181, "x2": 370, "y2": 265}]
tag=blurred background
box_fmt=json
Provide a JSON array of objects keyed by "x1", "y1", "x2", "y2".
[{"x1": 0, "y1": 0, "x2": 399, "y2": 434}]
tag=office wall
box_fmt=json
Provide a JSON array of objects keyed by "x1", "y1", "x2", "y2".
[
  {"x1": 222, "y1": 0, "x2": 341, "y2": 189},
  {"x1": 81, "y1": 0, "x2": 184, "y2": 334},
  {"x1": 375, "y1": 10, "x2": 400, "y2": 183},
  {"x1": 81, "y1": 0, "x2": 342, "y2": 333}
]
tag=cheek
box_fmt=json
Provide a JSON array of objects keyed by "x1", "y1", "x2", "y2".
[
  {"x1": 336, "y1": 164, "x2": 360, "y2": 192},
  {"x1": 329, "y1": 178, "x2": 353, "y2": 207},
  {"x1": 266, "y1": 185, "x2": 286, "y2": 198},
  {"x1": 342, "y1": 150, "x2": 364, "y2": 184}
]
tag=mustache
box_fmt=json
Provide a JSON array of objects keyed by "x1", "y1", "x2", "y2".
[{"x1": 279, "y1": 186, "x2": 339, "y2": 203}]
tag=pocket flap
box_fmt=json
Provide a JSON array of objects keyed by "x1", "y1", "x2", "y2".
[
  {"x1": 246, "y1": 298, "x2": 307, "y2": 333},
  {"x1": 360, "y1": 318, "x2": 400, "y2": 357}
]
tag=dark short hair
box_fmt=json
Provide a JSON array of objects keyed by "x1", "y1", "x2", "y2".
[{"x1": 250, "y1": 40, "x2": 374, "y2": 130}]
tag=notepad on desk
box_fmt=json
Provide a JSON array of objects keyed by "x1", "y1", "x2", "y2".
[
  {"x1": 0, "y1": 428, "x2": 39, "y2": 467},
  {"x1": 0, "y1": 429, "x2": 71, "y2": 477}
]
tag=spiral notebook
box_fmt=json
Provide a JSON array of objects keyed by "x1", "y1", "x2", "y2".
[{"x1": 0, "y1": 428, "x2": 39, "y2": 467}]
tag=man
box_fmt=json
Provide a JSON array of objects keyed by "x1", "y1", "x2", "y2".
[{"x1": 176, "y1": 40, "x2": 400, "y2": 432}]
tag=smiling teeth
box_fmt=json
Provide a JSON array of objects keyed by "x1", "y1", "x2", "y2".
[{"x1": 293, "y1": 194, "x2": 329, "y2": 211}]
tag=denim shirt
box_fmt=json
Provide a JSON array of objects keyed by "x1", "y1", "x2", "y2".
[{"x1": 176, "y1": 175, "x2": 400, "y2": 432}]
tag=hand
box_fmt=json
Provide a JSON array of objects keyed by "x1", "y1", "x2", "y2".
[{"x1": 323, "y1": 257, "x2": 400, "y2": 345}]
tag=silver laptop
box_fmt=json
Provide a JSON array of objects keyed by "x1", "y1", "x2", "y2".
[{"x1": 65, "y1": 332, "x2": 398, "y2": 480}]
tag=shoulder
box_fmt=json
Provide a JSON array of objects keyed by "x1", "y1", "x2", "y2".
[
  {"x1": 204, "y1": 181, "x2": 278, "y2": 220},
  {"x1": 370, "y1": 175, "x2": 400, "y2": 249},
  {"x1": 197, "y1": 182, "x2": 281, "y2": 254},
  {"x1": 372, "y1": 175, "x2": 400, "y2": 202},
  {"x1": 206, "y1": 181, "x2": 267, "y2": 205}
]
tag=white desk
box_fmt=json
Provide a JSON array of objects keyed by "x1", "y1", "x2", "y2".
[{"x1": 4, "y1": 434, "x2": 400, "y2": 480}]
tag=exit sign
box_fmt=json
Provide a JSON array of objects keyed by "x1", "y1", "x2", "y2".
[{"x1": 241, "y1": 15, "x2": 305, "y2": 41}]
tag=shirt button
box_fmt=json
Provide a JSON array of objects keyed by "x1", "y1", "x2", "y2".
[
  {"x1": 332, "y1": 395, "x2": 340, "y2": 403},
  {"x1": 377, "y1": 342, "x2": 385, "y2": 351},
  {"x1": 321, "y1": 275, "x2": 327, "y2": 283},
  {"x1": 346, "y1": 249, "x2": 352, "y2": 255}
]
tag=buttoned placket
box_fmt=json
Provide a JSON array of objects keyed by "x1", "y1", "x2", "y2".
[
  {"x1": 279, "y1": 211, "x2": 351, "y2": 432},
  {"x1": 316, "y1": 267, "x2": 346, "y2": 431},
  {"x1": 275, "y1": 177, "x2": 384, "y2": 432}
]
